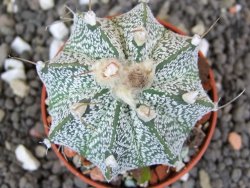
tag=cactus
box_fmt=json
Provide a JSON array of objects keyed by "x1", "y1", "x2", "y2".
[{"x1": 37, "y1": 1, "x2": 215, "y2": 181}]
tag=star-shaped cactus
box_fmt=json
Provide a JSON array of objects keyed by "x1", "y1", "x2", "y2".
[{"x1": 37, "y1": 1, "x2": 214, "y2": 181}]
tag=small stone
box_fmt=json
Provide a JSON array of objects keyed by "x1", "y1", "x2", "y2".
[
  {"x1": 157, "y1": 1, "x2": 170, "y2": 20},
  {"x1": 199, "y1": 169, "x2": 211, "y2": 188},
  {"x1": 108, "y1": 5, "x2": 123, "y2": 16},
  {"x1": 5, "y1": 0, "x2": 18, "y2": 13},
  {"x1": 211, "y1": 178, "x2": 223, "y2": 188},
  {"x1": 27, "y1": 0, "x2": 40, "y2": 11},
  {"x1": 228, "y1": 132, "x2": 242, "y2": 150},
  {"x1": 174, "y1": 160, "x2": 185, "y2": 172},
  {"x1": 90, "y1": 167, "x2": 105, "y2": 182},
  {"x1": 5, "y1": 98, "x2": 14, "y2": 110},
  {"x1": 9, "y1": 79, "x2": 30, "y2": 98},
  {"x1": 199, "y1": 39, "x2": 210, "y2": 57},
  {"x1": 49, "y1": 39, "x2": 64, "y2": 59},
  {"x1": 11, "y1": 37, "x2": 32, "y2": 55},
  {"x1": 183, "y1": 179, "x2": 195, "y2": 188},
  {"x1": 73, "y1": 177, "x2": 88, "y2": 188},
  {"x1": 180, "y1": 173, "x2": 189, "y2": 182},
  {"x1": 52, "y1": 161, "x2": 62, "y2": 174},
  {"x1": 72, "y1": 155, "x2": 82, "y2": 168},
  {"x1": 49, "y1": 22, "x2": 69, "y2": 40},
  {"x1": 171, "y1": 182, "x2": 182, "y2": 188},
  {"x1": 1, "y1": 69, "x2": 26, "y2": 83},
  {"x1": 0, "y1": 15, "x2": 15, "y2": 28},
  {"x1": 139, "y1": 0, "x2": 149, "y2": 3},
  {"x1": 182, "y1": 91, "x2": 199, "y2": 104},
  {"x1": 81, "y1": 157, "x2": 92, "y2": 167},
  {"x1": 63, "y1": 179, "x2": 74, "y2": 188},
  {"x1": 231, "y1": 168, "x2": 242, "y2": 182},
  {"x1": 232, "y1": 105, "x2": 245, "y2": 123},
  {"x1": 5, "y1": 141, "x2": 12, "y2": 150},
  {"x1": 101, "y1": 0, "x2": 109, "y2": 4},
  {"x1": 63, "y1": 146, "x2": 77, "y2": 158},
  {"x1": 39, "y1": 0, "x2": 54, "y2": 10},
  {"x1": 191, "y1": 22, "x2": 206, "y2": 35},
  {"x1": 231, "y1": 5, "x2": 243, "y2": 15},
  {"x1": 4, "y1": 58, "x2": 24, "y2": 70},
  {"x1": 155, "y1": 165, "x2": 170, "y2": 181},
  {"x1": 200, "y1": 0, "x2": 208, "y2": 5},
  {"x1": 35, "y1": 145, "x2": 47, "y2": 158},
  {"x1": 0, "y1": 109, "x2": 5, "y2": 122},
  {"x1": 124, "y1": 177, "x2": 137, "y2": 187},
  {"x1": 79, "y1": 0, "x2": 97, "y2": 5},
  {"x1": 0, "y1": 43, "x2": 9, "y2": 67},
  {"x1": 220, "y1": 0, "x2": 235, "y2": 8},
  {"x1": 15, "y1": 145, "x2": 40, "y2": 171}
]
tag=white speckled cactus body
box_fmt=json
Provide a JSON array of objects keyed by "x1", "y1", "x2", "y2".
[{"x1": 37, "y1": 1, "x2": 214, "y2": 181}]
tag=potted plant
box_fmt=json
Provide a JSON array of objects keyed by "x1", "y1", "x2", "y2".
[{"x1": 38, "y1": 0, "x2": 218, "y2": 187}]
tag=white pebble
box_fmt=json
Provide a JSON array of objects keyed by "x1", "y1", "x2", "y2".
[
  {"x1": 11, "y1": 37, "x2": 32, "y2": 55},
  {"x1": 182, "y1": 91, "x2": 199, "y2": 104},
  {"x1": 39, "y1": 0, "x2": 54, "y2": 10},
  {"x1": 15, "y1": 145, "x2": 40, "y2": 171},
  {"x1": 4, "y1": 58, "x2": 24, "y2": 70},
  {"x1": 180, "y1": 173, "x2": 189, "y2": 182},
  {"x1": 105, "y1": 155, "x2": 118, "y2": 168},
  {"x1": 49, "y1": 22, "x2": 69, "y2": 40},
  {"x1": 199, "y1": 39, "x2": 210, "y2": 57},
  {"x1": 236, "y1": 4, "x2": 242, "y2": 12},
  {"x1": 1, "y1": 69, "x2": 26, "y2": 83},
  {"x1": 9, "y1": 79, "x2": 30, "y2": 98},
  {"x1": 174, "y1": 160, "x2": 185, "y2": 172},
  {"x1": 79, "y1": 0, "x2": 97, "y2": 5},
  {"x1": 49, "y1": 39, "x2": 64, "y2": 59},
  {"x1": 79, "y1": 0, "x2": 90, "y2": 4}
]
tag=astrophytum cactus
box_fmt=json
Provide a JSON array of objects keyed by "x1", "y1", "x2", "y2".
[{"x1": 37, "y1": 1, "x2": 215, "y2": 181}]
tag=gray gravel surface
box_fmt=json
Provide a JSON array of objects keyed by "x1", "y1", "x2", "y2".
[{"x1": 0, "y1": 0, "x2": 250, "y2": 188}]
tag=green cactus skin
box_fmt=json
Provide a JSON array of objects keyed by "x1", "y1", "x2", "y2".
[{"x1": 37, "y1": 1, "x2": 214, "y2": 181}]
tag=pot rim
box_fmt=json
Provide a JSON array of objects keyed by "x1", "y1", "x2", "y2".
[{"x1": 41, "y1": 20, "x2": 218, "y2": 188}]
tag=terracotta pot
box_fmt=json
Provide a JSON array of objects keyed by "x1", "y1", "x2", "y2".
[{"x1": 41, "y1": 20, "x2": 218, "y2": 188}]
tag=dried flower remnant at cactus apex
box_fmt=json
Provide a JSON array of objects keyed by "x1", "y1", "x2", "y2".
[{"x1": 36, "y1": 0, "x2": 215, "y2": 181}]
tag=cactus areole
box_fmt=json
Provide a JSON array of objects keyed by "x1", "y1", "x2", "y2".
[{"x1": 37, "y1": 1, "x2": 215, "y2": 181}]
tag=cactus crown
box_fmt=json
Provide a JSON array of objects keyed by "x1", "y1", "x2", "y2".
[{"x1": 37, "y1": 1, "x2": 214, "y2": 181}]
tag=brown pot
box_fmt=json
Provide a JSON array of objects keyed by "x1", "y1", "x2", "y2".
[{"x1": 41, "y1": 20, "x2": 218, "y2": 188}]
